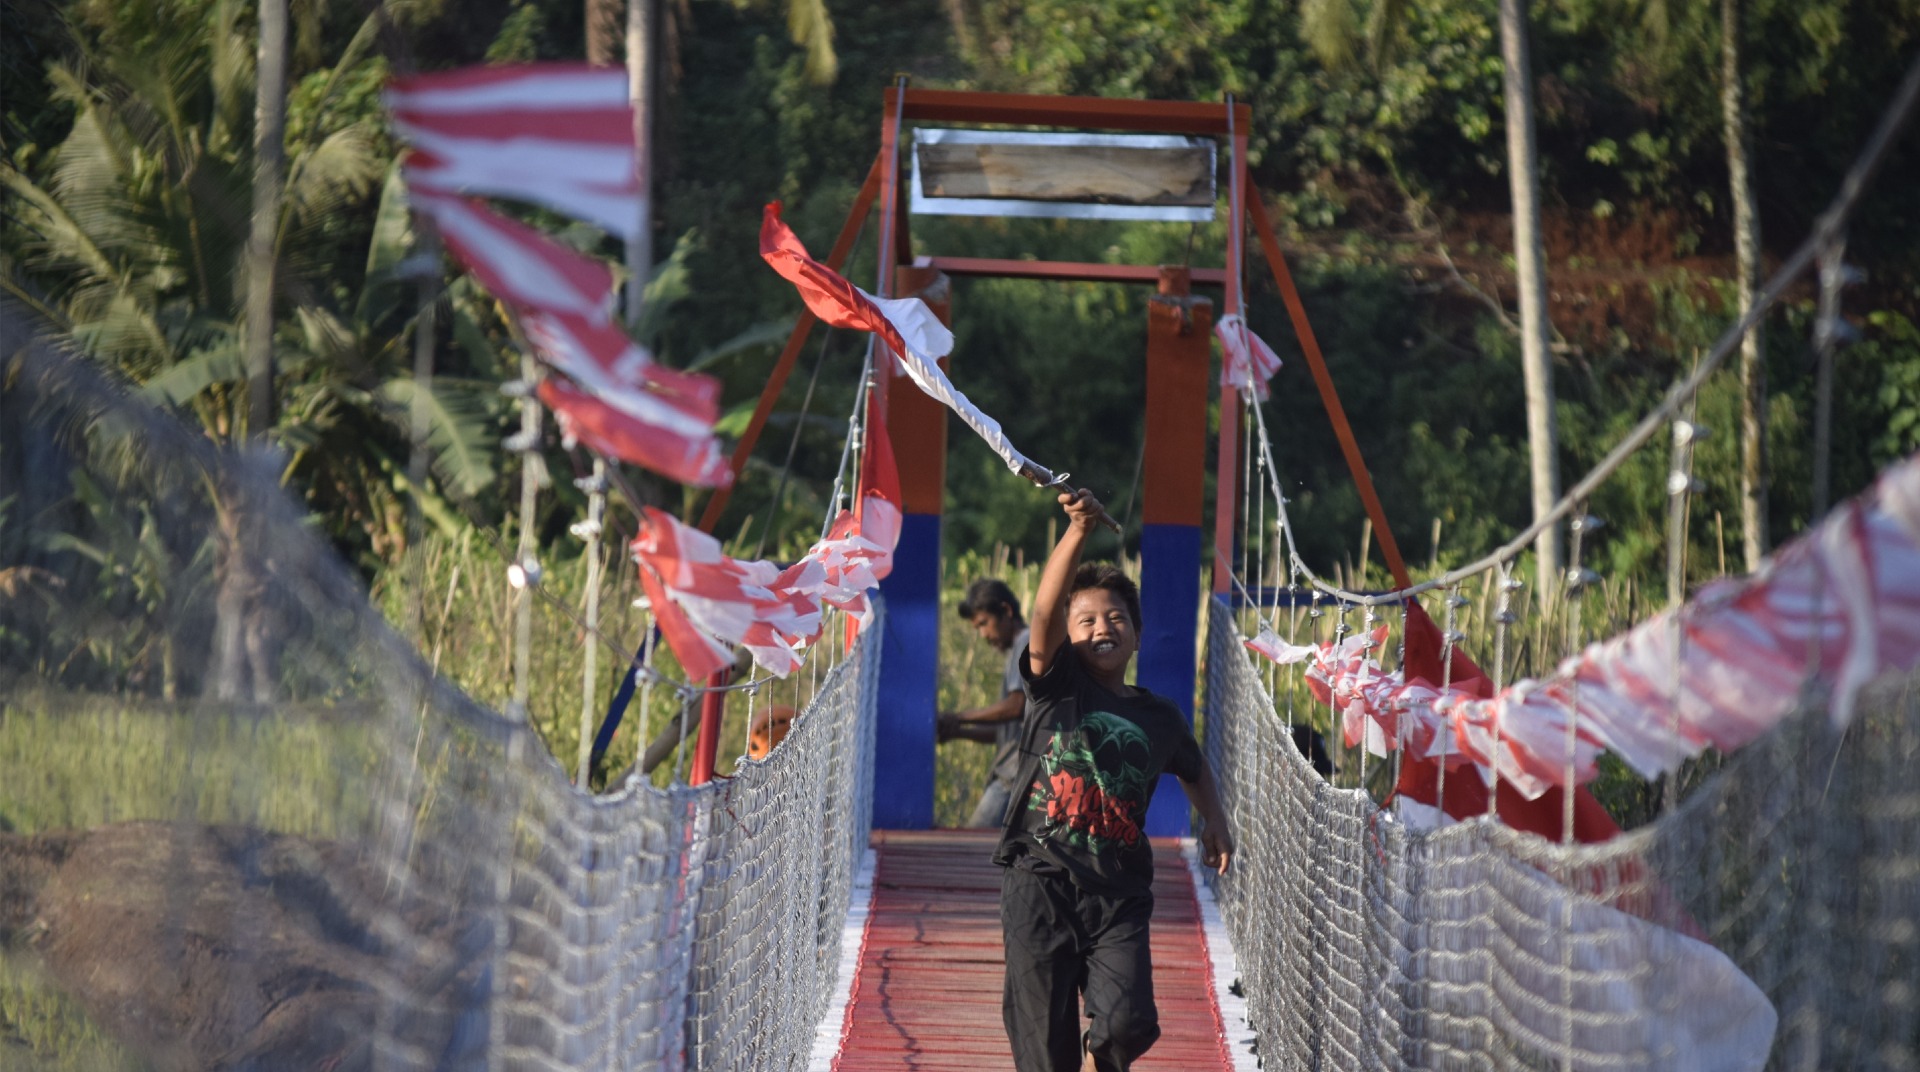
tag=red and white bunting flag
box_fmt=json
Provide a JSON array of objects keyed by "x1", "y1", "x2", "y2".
[
  {"x1": 1215, "y1": 314, "x2": 1283, "y2": 402},
  {"x1": 541, "y1": 378, "x2": 731, "y2": 488},
  {"x1": 520, "y1": 309, "x2": 720, "y2": 440},
  {"x1": 760, "y1": 202, "x2": 1055, "y2": 484},
  {"x1": 1244, "y1": 623, "x2": 1315, "y2": 665},
  {"x1": 635, "y1": 561, "x2": 734, "y2": 682},
  {"x1": 414, "y1": 192, "x2": 730, "y2": 486},
  {"x1": 385, "y1": 64, "x2": 641, "y2": 238},
  {"x1": 1280, "y1": 452, "x2": 1920, "y2": 810},
  {"x1": 631, "y1": 508, "x2": 825, "y2": 678},
  {"x1": 412, "y1": 191, "x2": 613, "y2": 320}
]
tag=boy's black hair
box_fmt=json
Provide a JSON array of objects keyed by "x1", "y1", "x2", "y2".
[
  {"x1": 1069, "y1": 563, "x2": 1142, "y2": 631},
  {"x1": 957, "y1": 578, "x2": 1021, "y2": 620}
]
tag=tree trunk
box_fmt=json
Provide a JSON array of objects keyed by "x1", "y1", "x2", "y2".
[
  {"x1": 244, "y1": 0, "x2": 287, "y2": 441},
  {"x1": 625, "y1": 0, "x2": 654, "y2": 324},
  {"x1": 587, "y1": 0, "x2": 621, "y2": 65},
  {"x1": 211, "y1": 479, "x2": 256, "y2": 701},
  {"x1": 1723, "y1": 0, "x2": 1768, "y2": 571},
  {"x1": 1498, "y1": 0, "x2": 1562, "y2": 601}
]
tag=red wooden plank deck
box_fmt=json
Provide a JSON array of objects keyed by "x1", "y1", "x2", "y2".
[{"x1": 829, "y1": 830, "x2": 1234, "y2": 1072}]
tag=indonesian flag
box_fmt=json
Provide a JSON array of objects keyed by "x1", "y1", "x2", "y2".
[
  {"x1": 760, "y1": 202, "x2": 1057, "y2": 485},
  {"x1": 413, "y1": 191, "x2": 614, "y2": 320},
  {"x1": 1245, "y1": 623, "x2": 1315, "y2": 665},
  {"x1": 631, "y1": 507, "x2": 825, "y2": 679},
  {"x1": 1215, "y1": 314, "x2": 1283, "y2": 402},
  {"x1": 540, "y1": 378, "x2": 731, "y2": 487},
  {"x1": 524, "y1": 310, "x2": 730, "y2": 486},
  {"x1": 412, "y1": 191, "x2": 729, "y2": 484},
  {"x1": 635, "y1": 559, "x2": 735, "y2": 682},
  {"x1": 385, "y1": 64, "x2": 641, "y2": 239},
  {"x1": 791, "y1": 392, "x2": 903, "y2": 626}
]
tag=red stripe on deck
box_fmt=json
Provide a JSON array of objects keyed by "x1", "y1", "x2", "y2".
[{"x1": 832, "y1": 830, "x2": 1233, "y2": 1072}]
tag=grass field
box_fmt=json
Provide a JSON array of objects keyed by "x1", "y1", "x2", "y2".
[{"x1": 0, "y1": 690, "x2": 385, "y2": 1071}]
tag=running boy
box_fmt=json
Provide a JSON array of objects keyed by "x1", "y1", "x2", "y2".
[{"x1": 994, "y1": 487, "x2": 1234, "y2": 1072}]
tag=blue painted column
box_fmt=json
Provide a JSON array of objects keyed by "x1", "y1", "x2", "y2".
[
  {"x1": 1137, "y1": 268, "x2": 1213, "y2": 837},
  {"x1": 873, "y1": 267, "x2": 951, "y2": 829}
]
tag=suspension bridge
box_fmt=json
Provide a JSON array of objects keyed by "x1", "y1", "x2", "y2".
[{"x1": 2, "y1": 68, "x2": 1919, "y2": 1072}]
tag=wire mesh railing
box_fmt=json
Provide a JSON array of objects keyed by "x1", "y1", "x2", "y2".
[
  {"x1": 1, "y1": 314, "x2": 880, "y2": 1072},
  {"x1": 1203, "y1": 596, "x2": 1918, "y2": 1071}
]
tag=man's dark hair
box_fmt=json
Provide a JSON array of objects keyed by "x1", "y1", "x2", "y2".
[
  {"x1": 957, "y1": 578, "x2": 1021, "y2": 620},
  {"x1": 1069, "y1": 563, "x2": 1141, "y2": 631}
]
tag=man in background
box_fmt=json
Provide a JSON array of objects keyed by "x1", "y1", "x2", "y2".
[{"x1": 939, "y1": 578, "x2": 1030, "y2": 829}]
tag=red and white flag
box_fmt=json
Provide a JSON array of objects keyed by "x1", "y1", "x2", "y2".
[
  {"x1": 633, "y1": 561, "x2": 736, "y2": 682},
  {"x1": 385, "y1": 64, "x2": 641, "y2": 238},
  {"x1": 541, "y1": 378, "x2": 731, "y2": 488},
  {"x1": 519, "y1": 309, "x2": 720, "y2": 441},
  {"x1": 1215, "y1": 314, "x2": 1283, "y2": 401},
  {"x1": 760, "y1": 202, "x2": 1056, "y2": 484},
  {"x1": 792, "y1": 394, "x2": 902, "y2": 625},
  {"x1": 632, "y1": 508, "x2": 826, "y2": 679},
  {"x1": 414, "y1": 191, "x2": 613, "y2": 320},
  {"x1": 1269, "y1": 451, "x2": 1920, "y2": 807},
  {"x1": 413, "y1": 191, "x2": 730, "y2": 484}
]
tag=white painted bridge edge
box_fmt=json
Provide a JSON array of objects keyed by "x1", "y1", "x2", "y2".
[{"x1": 807, "y1": 845, "x2": 877, "y2": 1072}]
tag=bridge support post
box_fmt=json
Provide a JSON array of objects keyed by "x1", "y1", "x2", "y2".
[
  {"x1": 874, "y1": 267, "x2": 951, "y2": 829},
  {"x1": 1140, "y1": 267, "x2": 1212, "y2": 837}
]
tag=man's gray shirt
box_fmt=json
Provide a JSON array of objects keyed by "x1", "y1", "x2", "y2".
[{"x1": 988, "y1": 627, "x2": 1031, "y2": 792}]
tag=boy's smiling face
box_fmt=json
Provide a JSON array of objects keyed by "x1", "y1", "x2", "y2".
[{"x1": 1068, "y1": 588, "x2": 1137, "y2": 681}]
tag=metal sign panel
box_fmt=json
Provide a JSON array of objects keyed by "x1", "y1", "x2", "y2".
[{"x1": 910, "y1": 129, "x2": 1216, "y2": 222}]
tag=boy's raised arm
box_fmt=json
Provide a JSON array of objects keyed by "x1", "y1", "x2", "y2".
[{"x1": 1028, "y1": 488, "x2": 1106, "y2": 677}]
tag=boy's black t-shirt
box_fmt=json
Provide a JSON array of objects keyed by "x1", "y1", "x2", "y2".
[{"x1": 992, "y1": 642, "x2": 1203, "y2": 898}]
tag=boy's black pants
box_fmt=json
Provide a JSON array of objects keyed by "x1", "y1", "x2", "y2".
[{"x1": 1000, "y1": 866, "x2": 1160, "y2": 1072}]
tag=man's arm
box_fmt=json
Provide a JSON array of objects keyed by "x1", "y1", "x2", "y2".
[
  {"x1": 1180, "y1": 761, "x2": 1236, "y2": 876},
  {"x1": 937, "y1": 689, "x2": 1024, "y2": 743},
  {"x1": 1029, "y1": 489, "x2": 1105, "y2": 677}
]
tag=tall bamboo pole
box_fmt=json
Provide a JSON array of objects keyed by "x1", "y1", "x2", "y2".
[
  {"x1": 245, "y1": 0, "x2": 287, "y2": 440},
  {"x1": 1722, "y1": 0, "x2": 1768, "y2": 570},
  {"x1": 625, "y1": 0, "x2": 653, "y2": 324},
  {"x1": 1498, "y1": 0, "x2": 1563, "y2": 603}
]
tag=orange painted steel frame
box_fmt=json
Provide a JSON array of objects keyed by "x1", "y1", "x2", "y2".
[
  {"x1": 1246, "y1": 193, "x2": 1411, "y2": 588},
  {"x1": 688, "y1": 84, "x2": 1404, "y2": 802},
  {"x1": 1139, "y1": 268, "x2": 1213, "y2": 836}
]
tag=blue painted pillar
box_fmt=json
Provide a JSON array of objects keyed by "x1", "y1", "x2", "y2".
[
  {"x1": 874, "y1": 267, "x2": 951, "y2": 829},
  {"x1": 1137, "y1": 268, "x2": 1213, "y2": 837}
]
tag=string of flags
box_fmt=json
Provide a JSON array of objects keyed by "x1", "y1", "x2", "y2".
[
  {"x1": 383, "y1": 65, "x2": 915, "y2": 683},
  {"x1": 1246, "y1": 450, "x2": 1920, "y2": 805}
]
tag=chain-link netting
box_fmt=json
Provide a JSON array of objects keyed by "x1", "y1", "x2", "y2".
[
  {"x1": 1204, "y1": 597, "x2": 1918, "y2": 1072},
  {"x1": 2, "y1": 314, "x2": 877, "y2": 1071}
]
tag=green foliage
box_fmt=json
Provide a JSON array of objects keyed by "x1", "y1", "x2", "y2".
[
  {"x1": 0, "y1": 952, "x2": 144, "y2": 1072},
  {"x1": 1859, "y1": 309, "x2": 1920, "y2": 466}
]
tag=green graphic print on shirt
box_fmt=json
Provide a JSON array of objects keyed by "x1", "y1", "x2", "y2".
[{"x1": 1031, "y1": 711, "x2": 1153, "y2": 852}]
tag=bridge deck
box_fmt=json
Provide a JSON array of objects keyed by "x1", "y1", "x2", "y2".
[{"x1": 826, "y1": 829, "x2": 1238, "y2": 1072}]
